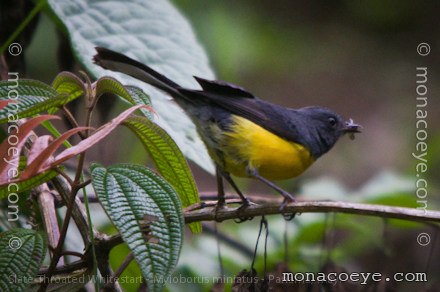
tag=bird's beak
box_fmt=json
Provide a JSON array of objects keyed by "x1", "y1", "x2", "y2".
[{"x1": 343, "y1": 119, "x2": 362, "y2": 140}]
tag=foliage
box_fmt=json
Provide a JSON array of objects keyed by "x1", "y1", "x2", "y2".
[{"x1": 0, "y1": 70, "x2": 200, "y2": 290}]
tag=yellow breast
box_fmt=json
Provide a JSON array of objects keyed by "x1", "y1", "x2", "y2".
[{"x1": 219, "y1": 115, "x2": 315, "y2": 180}]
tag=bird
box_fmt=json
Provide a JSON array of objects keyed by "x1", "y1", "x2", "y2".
[{"x1": 93, "y1": 47, "x2": 361, "y2": 210}]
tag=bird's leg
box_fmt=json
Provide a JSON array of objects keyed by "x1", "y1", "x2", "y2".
[
  {"x1": 221, "y1": 172, "x2": 250, "y2": 208},
  {"x1": 216, "y1": 170, "x2": 253, "y2": 222},
  {"x1": 214, "y1": 168, "x2": 226, "y2": 222},
  {"x1": 224, "y1": 175, "x2": 252, "y2": 222},
  {"x1": 247, "y1": 168, "x2": 296, "y2": 211},
  {"x1": 216, "y1": 167, "x2": 226, "y2": 208}
]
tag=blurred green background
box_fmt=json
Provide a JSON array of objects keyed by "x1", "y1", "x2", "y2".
[{"x1": 6, "y1": 0, "x2": 440, "y2": 290}]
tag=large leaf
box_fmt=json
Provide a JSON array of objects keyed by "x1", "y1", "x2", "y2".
[
  {"x1": 124, "y1": 116, "x2": 201, "y2": 233},
  {"x1": 0, "y1": 229, "x2": 47, "y2": 291},
  {"x1": 47, "y1": 0, "x2": 216, "y2": 174},
  {"x1": 91, "y1": 163, "x2": 184, "y2": 292}
]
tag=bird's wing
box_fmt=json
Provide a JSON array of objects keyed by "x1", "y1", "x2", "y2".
[
  {"x1": 177, "y1": 86, "x2": 305, "y2": 146},
  {"x1": 193, "y1": 76, "x2": 255, "y2": 99},
  {"x1": 178, "y1": 87, "x2": 269, "y2": 122}
]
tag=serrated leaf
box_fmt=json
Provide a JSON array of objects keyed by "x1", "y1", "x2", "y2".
[
  {"x1": 94, "y1": 77, "x2": 152, "y2": 119},
  {"x1": 91, "y1": 163, "x2": 184, "y2": 292},
  {"x1": 124, "y1": 116, "x2": 201, "y2": 233},
  {"x1": 0, "y1": 229, "x2": 47, "y2": 291},
  {"x1": 47, "y1": 0, "x2": 215, "y2": 174}
]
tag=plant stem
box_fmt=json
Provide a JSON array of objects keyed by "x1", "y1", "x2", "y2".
[
  {"x1": 38, "y1": 165, "x2": 87, "y2": 292},
  {"x1": 0, "y1": 0, "x2": 46, "y2": 54},
  {"x1": 35, "y1": 183, "x2": 64, "y2": 265}
]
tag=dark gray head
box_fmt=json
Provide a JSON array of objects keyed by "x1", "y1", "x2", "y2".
[{"x1": 297, "y1": 106, "x2": 361, "y2": 158}]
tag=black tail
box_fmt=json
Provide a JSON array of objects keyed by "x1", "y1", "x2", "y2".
[{"x1": 93, "y1": 47, "x2": 182, "y2": 97}]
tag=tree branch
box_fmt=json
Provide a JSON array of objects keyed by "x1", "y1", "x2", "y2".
[
  {"x1": 184, "y1": 199, "x2": 440, "y2": 224},
  {"x1": 93, "y1": 199, "x2": 439, "y2": 256}
]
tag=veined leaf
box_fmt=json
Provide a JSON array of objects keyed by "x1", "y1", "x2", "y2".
[
  {"x1": 47, "y1": 0, "x2": 216, "y2": 174},
  {"x1": 52, "y1": 71, "x2": 85, "y2": 96},
  {"x1": 0, "y1": 80, "x2": 57, "y2": 122},
  {"x1": 94, "y1": 77, "x2": 153, "y2": 119},
  {"x1": 50, "y1": 71, "x2": 85, "y2": 113},
  {"x1": 0, "y1": 229, "x2": 47, "y2": 291},
  {"x1": 0, "y1": 99, "x2": 15, "y2": 110},
  {"x1": 91, "y1": 163, "x2": 184, "y2": 292},
  {"x1": 0, "y1": 80, "x2": 65, "y2": 123},
  {"x1": 124, "y1": 116, "x2": 201, "y2": 233},
  {"x1": 125, "y1": 86, "x2": 153, "y2": 120}
]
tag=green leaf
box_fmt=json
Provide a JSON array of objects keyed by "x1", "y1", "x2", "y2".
[
  {"x1": 0, "y1": 80, "x2": 58, "y2": 123},
  {"x1": 0, "y1": 170, "x2": 58, "y2": 199},
  {"x1": 0, "y1": 229, "x2": 47, "y2": 291},
  {"x1": 52, "y1": 71, "x2": 85, "y2": 95},
  {"x1": 91, "y1": 163, "x2": 184, "y2": 292},
  {"x1": 94, "y1": 77, "x2": 152, "y2": 119},
  {"x1": 125, "y1": 86, "x2": 154, "y2": 120},
  {"x1": 47, "y1": 0, "x2": 216, "y2": 174},
  {"x1": 50, "y1": 71, "x2": 85, "y2": 113},
  {"x1": 0, "y1": 100, "x2": 14, "y2": 110},
  {"x1": 0, "y1": 78, "x2": 81, "y2": 123},
  {"x1": 123, "y1": 116, "x2": 201, "y2": 233}
]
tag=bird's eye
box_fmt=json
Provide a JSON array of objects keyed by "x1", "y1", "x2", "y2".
[{"x1": 328, "y1": 117, "x2": 337, "y2": 127}]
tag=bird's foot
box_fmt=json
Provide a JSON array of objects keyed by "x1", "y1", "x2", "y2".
[
  {"x1": 234, "y1": 198, "x2": 254, "y2": 223},
  {"x1": 213, "y1": 198, "x2": 227, "y2": 222},
  {"x1": 280, "y1": 196, "x2": 296, "y2": 221}
]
